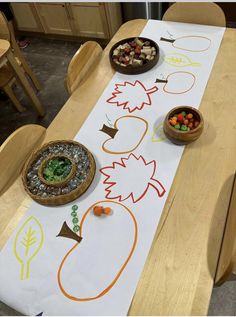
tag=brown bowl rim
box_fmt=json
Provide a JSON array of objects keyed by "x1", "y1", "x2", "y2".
[
  {"x1": 109, "y1": 36, "x2": 160, "y2": 75},
  {"x1": 165, "y1": 106, "x2": 204, "y2": 134}
]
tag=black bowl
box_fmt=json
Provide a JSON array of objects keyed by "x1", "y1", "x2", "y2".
[{"x1": 109, "y1": 37, "x2": 160, "y2": 75}]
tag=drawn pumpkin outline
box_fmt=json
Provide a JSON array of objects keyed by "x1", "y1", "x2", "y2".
[
  {"x1": 101, "y1": 115, "x2": 148, "y2": 155},
  {"x1": 155, "y1": 71, "x2": 196, "y2": 95},
  {"x1": 160, "y1": 35, "x2": 211, "y2": 52},
  {"x1": 57, "y1": 200, "x2": 138, "y2": 301}
]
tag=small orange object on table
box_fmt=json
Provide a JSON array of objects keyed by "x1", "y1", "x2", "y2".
[{"x1": 93, "y1": 206, "x2": 112, "y2": 216}]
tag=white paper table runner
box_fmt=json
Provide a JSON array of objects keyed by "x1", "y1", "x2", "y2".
[{"x1": 0, "y1": 20, "x2": 225, "y2": 315}]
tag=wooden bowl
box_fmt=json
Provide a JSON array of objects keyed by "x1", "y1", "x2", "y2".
[
  {"x1": 163, "y1": 106, "x2": 204, "y2": 145},
  {"x1": 22, "y1": 140, "x2": 96, "y2": 206},
  {"x1": 109, "y1": 37, "x2": 159, "y2": 75},
  {"x1": 38, "y1": 154, "x2": 77, "y2": 188}
]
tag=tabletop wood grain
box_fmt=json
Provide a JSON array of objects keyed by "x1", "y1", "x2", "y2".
[{"x1": 0, "y1": 19, "x2": 236, "y2": 315}]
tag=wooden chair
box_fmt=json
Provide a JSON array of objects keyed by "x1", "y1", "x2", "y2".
[
  {"x1": 0, "y1": 11, "x2": 41, "y2": 91},
  {"x1": 0, "y1": 63, "x2": 26, "y2": 112},
  {"x1": 214, "y1": 172, "x2": 236, "y2": 286},
  {"x1": 66, "y1": 41, "x2": 102, "y2": 95},
  {"x1": 0, "y1": 124, "x2": 46, "y2": 196},
  {"x1": 162, "y1": 3, "x2": 226, "y2": 27}
]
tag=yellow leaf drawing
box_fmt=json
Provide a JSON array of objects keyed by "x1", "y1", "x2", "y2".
[
  {"x1": 163, "y1": 53, "x2": 201, "y2": 67},
  {"x1": 152, "y1": 123, "x2": 167, "y2": 143},
  {"x1": 14, "y1": 216, "x2": 44, "y2": 280}
]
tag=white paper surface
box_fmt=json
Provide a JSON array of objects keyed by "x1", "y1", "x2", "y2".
[{"x1": 0, "y1": 20, "x2": 225, "y2": 315}]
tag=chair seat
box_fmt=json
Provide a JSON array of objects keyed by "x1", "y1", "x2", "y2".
[{"x1": 0, "y1": 64, "x2": 14, "y2": 87}]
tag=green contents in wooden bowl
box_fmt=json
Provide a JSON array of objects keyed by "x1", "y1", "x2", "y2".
[{"x1": 43, "y1": 157, "x2": 72, "y2": 182}]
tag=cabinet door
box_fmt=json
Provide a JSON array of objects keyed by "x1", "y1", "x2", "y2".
[
  {"x1": 10, "y1": 3, "x2": 43, "y2": 32},
  {"x1": 104, "y1": 3, "x2": 122, "y2": 38},
  {"x1": 36, "y1": 3, "x2": 73, "y2": 35},
  {"x1": 69, "y1": 3, "x2": 109, "y2": 39}
]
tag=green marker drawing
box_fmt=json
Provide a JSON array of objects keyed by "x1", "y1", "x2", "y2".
[
  {"x1": 14, "y1": 216, "x2": 44, "y2": 280},
  {"x1": 152, "y1": 123, "x2": 167, "y2": 143},
  {"x1": 163, "y1": 52, "x2": 201, "y2": 67},
  {"x1": 106, "y1": 114, "x2": 113, "y2": 128}
]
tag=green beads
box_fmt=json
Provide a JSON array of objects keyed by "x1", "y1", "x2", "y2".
[
  {"x1": 73, "y1": 225, "x2": 80, "y2": 233},
  {"x1": 72, "y1": 205, "x2": 78, "y2": 211},
  {"x1": 72, "y1": 217, "x2": 79, "y2": 224},
  {"x1": 180, "y1": 125, "x2": 188, "y2": 131},
  {"x1": 71, "y1": 211, "x2": 77, "y2": 217},
  {"x1": 70, "y1": 204, "x2": 80, "y2": 233},
  {"x1": 43, "y1": 157, "x2": 72, "y2": 182}
]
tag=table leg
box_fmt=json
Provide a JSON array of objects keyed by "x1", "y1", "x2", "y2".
[{"x1": 6, "y1": 50, "x2": 45, "y2": 117}]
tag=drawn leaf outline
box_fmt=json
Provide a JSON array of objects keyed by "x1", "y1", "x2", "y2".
[
  {"x1": 163, "y1": 53, "x2": 201, "y2": 67},
  {"x1": 14, "y1": 216, "x2": 44, "y2": 279}
]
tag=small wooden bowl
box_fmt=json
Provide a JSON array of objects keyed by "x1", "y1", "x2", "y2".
[
  {"x1": 109, "y1": 37, "x2": 159, "y2": 75},
  {"x1": 38, "y1": 154, "x2": 76, "y2": 187},
  {"x1": 163, "y1": 106, "x2": 204, "y2": 145}
]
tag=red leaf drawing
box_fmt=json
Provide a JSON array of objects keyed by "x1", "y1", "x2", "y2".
[
  {"x1": 107, "y1": 80, "x2": 158, "y2": 113},
  {"x1": 100, "y1": 153, "x2": 165, "y2": 203}
]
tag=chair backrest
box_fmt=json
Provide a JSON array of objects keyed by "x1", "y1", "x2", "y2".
[
  {"x1": 0, "y1": 11, "x2": 10, "y2": 40},
  {"x1": 215, "y1": 172, "x2": 236, "y2": 285},
  {"x1": 0, "y1": 11, "x2": 26, "y2": 65},
  {"x1": 162, "y1": 3, "x2": 226, "y2": 27},
  {"x1": 66, "y1": 41, "x2": 103, "y2": 95},
  {"x1": 0, "y1": 124, "x2": 46, "y2": 196}
]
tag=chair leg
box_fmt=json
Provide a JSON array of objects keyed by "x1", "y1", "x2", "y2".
[
  {"x1": 11, "y1": 40, "x2": 42, "y2": 91},
  {"x1": 3, "y1": 83, "x2": 26, "y2": 113},
  {"x1": 20, "y1": 58, "x2": 42, "y2": 91}
]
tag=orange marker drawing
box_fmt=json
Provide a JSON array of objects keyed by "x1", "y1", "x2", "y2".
[
  {"x1": 160, "y1": 35, "x2": 211, "y2": 52},
  {"x1": 57, "y1": 200, "x2": 138, "y2": 301},
  {"x1": 100, "y1": 115, "x2": 148, "y2": 155},
  {"x1": 155, "y1": 71, "x2": 196, "y2": 95}
]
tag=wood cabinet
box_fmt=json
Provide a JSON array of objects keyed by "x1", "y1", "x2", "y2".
[
  {"x1": 36, "y1": 3, "x2": 73, "y2": 35},
  {"x1": 68, "y1": 3, "x2": 109, "y2": 39},
  {"x1": 10, "y1": 3, "x2": 43, "y2": 32},
  {"x1": 10, "y1": 2, "x2": 122, "y2": 40}
]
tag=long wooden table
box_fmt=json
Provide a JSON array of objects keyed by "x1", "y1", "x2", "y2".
[{"x1": 1, "y1": 19, "x2": 236, "y2": 315}]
